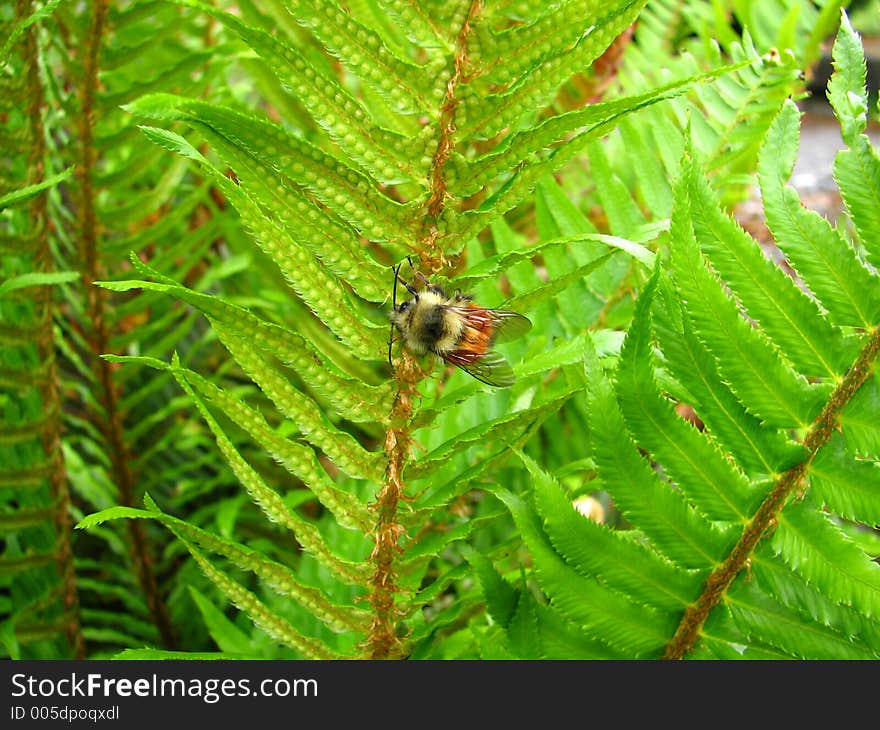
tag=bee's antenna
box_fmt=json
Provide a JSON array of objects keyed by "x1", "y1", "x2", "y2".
[
  {"x1": 389, "y1": 263, "x2": 401, "y2": 371},
  {"x1": 396, "y1": 255, "x2": 424, "y2": 295}
]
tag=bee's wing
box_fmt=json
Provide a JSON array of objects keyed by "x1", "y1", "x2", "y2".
[
  {"x1": 443, "y1": 349, "x2": 516, "y2": 388},
  {"x1": 487, "y1": 309, "x2": 532, "y2": 344}
]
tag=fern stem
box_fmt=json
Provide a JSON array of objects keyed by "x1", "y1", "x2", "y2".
[
  {"x1": 370, "y1": 355, "x2": 423, "y2": 658},
  {"x1": 17, "y1": 0, "x2": 85, "y2": 659},
  {"x1": 369, "y1": 430, "x2": 406, "y2": 658},
  {"x1": 366, "y1": 2, "x2": 485, "y2": 658},
  {"x1": 422, "y1": 0, "x2": 482, "y2": 270},
  {"x1": 75, "y1": 0, "x2": 176, "y2": 650},
  {"x1": 663, "y1": 326, "x2": 880, "y2": 659}
]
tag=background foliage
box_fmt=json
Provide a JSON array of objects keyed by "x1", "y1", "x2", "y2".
[{"x1": 2, "y1": 0, "x2": 879, "y2": 660}]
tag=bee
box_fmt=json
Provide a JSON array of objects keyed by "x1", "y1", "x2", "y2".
[{"x1": 389, "y1": 264, "x2": 532, "y2": 387}]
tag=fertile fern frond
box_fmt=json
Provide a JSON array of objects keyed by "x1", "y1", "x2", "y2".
[
  {"x1": 0, "y1": 0, "x2": 256, "y2": 657},
  {"x1": 1, "y1": 0, "x2": 82, "y2": 658}
]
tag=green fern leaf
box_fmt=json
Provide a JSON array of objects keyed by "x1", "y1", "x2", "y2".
[
  {"x1": 827, "y1": 11, "x2": 868, "y2": 146},
  {"x1": 499, "y1": 489, "x2": 677, "y2": 658},
  {"x1": 773, "y1": 499, "x2": 880, "y2": 619},
  {"x1": 827, "y1": 15, "x2": 880, "y2": 269},
  {"x1": 134, "y1": 123, "x2": 386, "y2": 357},
  {"x1": 616, "y1": 273, "x2": 759, "y2": 521},
  {"x1": 169, "y1": 364, "x2": 372, "y2": 531},
  {"x1": 839, "y1": 374, "x2": 880, "y2": 457},
  {"x1": 586, "y1": 336, "x2": 732, "y2": 569},
  {"x1": 758, "y1": 99, "x2": 880, "y2": 329},
  {"x1": 521, "y1": 450, "x2": 700, "y2": 611},
  {"x1": 811, "y1": 433, "x2": 880, "y2": 527},
  {"x1": 216, "y1": 328, "x2": 383, "y2": 483},
  {"x1": 131, "y1": 95, "x2": 410, "y2": 265},
  {"x1": 0, "y1": 167, "x2": 74, "y2": 210},
  {"x1": 169, "y1": 357, "x2": 371, "y2": 586},
  {"x1": 79, "y1": 499, "x2": 369, "y2": 636},
  {"x1": 834, "y1": 136, "x2": 880, "y2": 270},
  {"x1": 686, "y1": 157, "x2": 855, "y2": 379},
  {"x1": 408, "y1": 391, "x2": 576, "y2": 481},
  {"x1": 464, "y1": 547, "x2": 518, "y2": 628},
  {"x1": 461, "y1": 0, "x2": 649, "y2": 138},
  {"x1": 188, "y1": 586, "x2": 253, "y2": 655},
  {"x1": 286, "y1": 0, "x2": 428, "y2": 117},
  {"x1": 727, "y1": 578, "x2": 876, "y2": 660},
  {"x1": 104, "y1": 264, "x2": 394, "y2": 422},
  {"x1": 455, "y1": 62, "x2": 748, "y2": 199},
  {"x1": 178, "y1": 0, "x2": 419, "y2": 182},
  {"x1": 669, "y1": 167, "x2": 829, "y2": 428},
  {"x1": 752, "y1": 553, "x2": 880, "y2": 651},
  {"x1": 652, "y1": 286, "x2": 807, "y2": 479},
  {"x1": 184, "y1": 540, "x2": 346, "y2": 659},
  {"x1": 0, "y1": 271, "x2": 79, "y2": 297}
]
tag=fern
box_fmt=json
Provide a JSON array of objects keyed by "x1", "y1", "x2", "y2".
[
  {"x1": 1, "y1": 0, "x2": 83, "y2": 658},
  {"x1": 494, "y1": 14, "x2": 880, "y2": 660},
  {"x1": 2, "y1": 0, "x2": 254, "y2": 657},
  {"x1": 70, "y1": 0, "x2": 797, "y2": 660},
  {"x1": 6, "y1": 0, "x2": 868, "y2": 661},
  {"x1": 53, "y1": 0, "x2": 248, "y2": 656}
]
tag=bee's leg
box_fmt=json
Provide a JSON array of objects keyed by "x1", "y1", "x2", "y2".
[
  {"x1": 391, "y1": 262, "x2": 401, "y2": 309},
  {"x1": 415, "y1": 271, "x2": 449, "y2": 298}
]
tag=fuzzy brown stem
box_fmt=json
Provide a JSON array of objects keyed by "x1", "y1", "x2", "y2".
[
  {"x1": 17, "y1": 0, "x2": 85, "y2": 659},
  {"x1": 421, "y1": 0, "x2": 483, "y2": 272},
  {"x1": 369, "y1": 359, "x2": 418, "y2": 659},
  {"x1": 368, "y1": 1, "x2": 484, "y2": 659},
  {"x1": 76, "y1": 0, "x2": 176, "y2": 649},
  {"x1": 663, "y1": 326, "x2": 880, "y2": 659}
]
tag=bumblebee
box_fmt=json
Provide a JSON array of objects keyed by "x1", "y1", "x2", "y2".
[{"x1": 389, "y1": 266, "x2": 531, "y2": 387}]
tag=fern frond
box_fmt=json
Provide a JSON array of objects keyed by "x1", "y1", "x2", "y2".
[
  {"x1": 461, "y1": 0, "x2": 649, "y2": 139},
  {"x1": 101, "y1": 269, "x2": 394, "y2": 423},
  {"x1": 286, "y1": 1, "x2": 429, "y2": 117},
  {"x1": 180, "y1": 0, "x2": 420, "y2": 182},
  {"x1": 168, "y1": 357, "x2": 371, "y2": 587},
  {"x1": 587, "y1": 336, "x2": 734, "y2": 569},
  {"x1": 499, "y1": 488, "x2": 678, "y2": 658},
  {"x1": 129, "y1": 95, "x2": 402, "y2": 283},
  {"x1": 135, "y1": 124, "x2": 386, "y2": 359},
  {"x1": 493, "y1": 13, "x2": 880, "y2": 661},
  {"x1": 184, "y1": 539, "x2": 346, "y2": 659},
  {"x1": 686, "y1": 161, "x2": 856, "y2": 379},
  {"x1": 78, "y1": 499, "x2": 370, "y2": 636},
  {"x1": 521, "y1": 450, "x2": 701, "y2": 610}
]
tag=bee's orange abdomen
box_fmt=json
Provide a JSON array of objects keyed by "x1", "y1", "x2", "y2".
[{"x1": 448, "y1": 304, "x2": 495, "y2": 361}]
